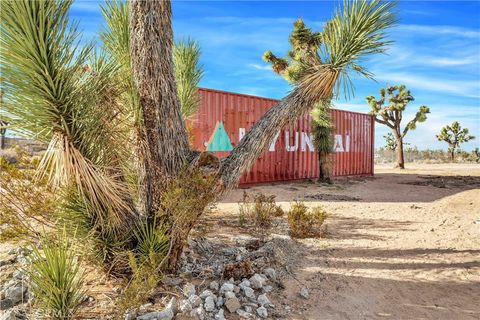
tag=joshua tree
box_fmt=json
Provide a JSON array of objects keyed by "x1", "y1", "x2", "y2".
[
  {"x1": 436, "y1": 121, "x2": 475, "y2": 161},
  {"x1": 263, "y1": 19, "x2": 334, "y2": 183},
  {"x1": 367, "y1": 85, "x2": 429, "y2": 169},
  {"x1": 383, "y1": 132, "x2": 410, "y2": 151},
  {"x1": 2, "y1": 0, "x2": 397, "y2": 271}
]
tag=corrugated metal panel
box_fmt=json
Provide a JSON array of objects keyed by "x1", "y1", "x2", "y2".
[{"x1": 189, "y1": 88, "x2": 374, "y2": 184}]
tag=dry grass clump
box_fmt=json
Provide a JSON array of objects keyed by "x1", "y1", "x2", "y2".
[
  {"x1": 0, "y1": 147, "x2": 56, "y2": 241},
  {"x1": 238, "y1": 192, "x2": 284, "y2": 228},
  {"x1": 287, "y1": 201, "x2": 328, "y2": 238}
]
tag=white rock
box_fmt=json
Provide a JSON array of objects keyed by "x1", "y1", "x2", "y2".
[
  {"x1": 189, "y1": 294, "x2": 202, "y2": 308},
  {"x1": 243, "y1": 286, "x2": 255, "y2": 299},
  {"x1": 263, "y1": 268, "x2": 276, "y2": 280},
  {"x1": 236, "y1": 309, "x2": 253, "y2": 319},
  {"x1": 257, "y1": 306, "x2": 268, "y2": 318},
  {"x1": 263, "y1": 285, "x2": 273, "y2": 293},
  {"x1": 220, "y1": 283, "x2": 234, "y2": 294},
  {"x1": 214, "y1": 308, "x2": 225, "y2": 320},
  {"x1": 0, "y1": 310, "x2": 20, "y2": 320},
  {"x1": 189, "y1": 305, "x2": 205, "y2": 320},
  {"x1": 204, "y1": 296, "x2": 216, "y2": 312},
  {"x1": 238, "y1": 279, "x2": 251, "y2": 289},
  {"x1": 299, "y1": 287, "x2": 309, "y2": 299},
  {"x1": 209, "y1": 281, "x2": 219, "y2": 291},
  {"x1": 244, "y1": 306, "x2": 253, "y2": 313},
  {"x1": 123, "y1": 309, "x2": 137, "y2": 320},
  {"x1": 200, "y1": 289, "x2": 215, "y2": 300},
  {"x1": 249, "y1": 274, "x2": 266, "y2": 289},
  {"x1": 224, "y1": 291, "x2": 236, "y2": 299},
  {"x1": 179, "y1": 299, "x2": 193, "y2": 313},
  {"x1": 257, "y1": 294, "x2": 271, "y2": 307}
]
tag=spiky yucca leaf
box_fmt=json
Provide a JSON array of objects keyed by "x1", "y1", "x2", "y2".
[
  {"x1": 301, "y1": 0, "x2": 397, "y2": 100},
  {"x1": 173, "y1": 38, "x2": 204, "y2": 119}
]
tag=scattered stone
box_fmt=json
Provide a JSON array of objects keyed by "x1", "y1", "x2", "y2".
[
  {"x1": 123, "y1": 309, "x2": 137, "y2": 320},
  {"x1": 179, "y1": 299, "x2": 193, "y2": 313},
  {"x1": 189, "y1": 305, "x2": 205, "y2": 320},
  {"x1": 0, "y1": 298, "x2": 13, "y2": 310},
  {"x1": 263, "y1": 285, "x2": 273, "y2": 293},
  {"x1": 225, "y1": 297, "x2": 241, "y2": 313},
  {"x1": 236, "y1": 309, "x2": 253, "y2": 319},
  {"x1": 137, "y1": 297, "x2": 176, "y2": 320},
  {"x1": 238, "y1": 279, "x2": 251, "y2": 289},
  {"x1": 0, "y1": 310, "x2": 21, "y2": 320},
  {"x1": 249, "y1": 274, "x2": 266, "y2": 289},
  {"x1": 224, "y1": 291, "x2": 236, "y2": 299},
  {"x1": 200, "y1": 289, "x2": 215, "y2": 300},
  {"x1": 216, "y1": 296, "x2": 224, "y2": 308},
  {"x1": 243, "y1": 286, "x2": 255, "y2": 299},
  {"x1": 263, "y1": 268, "x2": 276, "y2": 280},
  {"x1": 204, "y1": 296, "x2": 216, "y2": 312},
  {"x1": 299, "y1": 287, "x2": 309, "y2": 299},
  {"x1": 209, "y1": 281, "x2": 219, "y2": 291},
  {"x1": 257, "y1": 294, "x2": 271, "y2": 307},
  {"x1": 219, "y1": 283, "x2": 234, "y2": 294},
  {"x1": 214, "y1": 309, "x2": 225, "y2": 320},
  {"x1": 183, "y1": 283, "x2": 196, "y2": 298},
  {"x1": 5, "y1": 286, "x2": 26, "y2": 305},
  {"x1": 139, "y1": 303, "x2": 153, "y2": 312},
  {"x1": 189, "y1": 294, "x2": 202, "y2": 308},
  {"x1": 12, "y1": 270, "x2": 25, "y2": 280},
  {"x1": 256, "y1": 306, "x2": 268, "y2": 318},
  {"x1": 162, "y1": 275, "x2": 183, "y2": 286},
  {"x1": 244, "y1": 305, "x2": 253, "y2": 313}
]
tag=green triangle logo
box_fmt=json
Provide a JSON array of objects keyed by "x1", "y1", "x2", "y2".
[{"x1": 207, "y1": 122, "x2": 233, "y2": 151}]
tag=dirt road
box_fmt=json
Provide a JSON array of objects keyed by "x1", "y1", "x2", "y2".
[{"x1": 212, "y1": 163, "x2": 480, "y2": 319}]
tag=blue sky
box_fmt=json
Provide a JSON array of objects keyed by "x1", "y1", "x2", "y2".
[{"x1": 70, "y1": 0, "x2": 480, "y2": 151}]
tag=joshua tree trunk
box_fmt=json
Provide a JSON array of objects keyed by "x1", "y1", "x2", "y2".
[
  {"x1": 393, "y1": 131, "x2": 405, "y2": 169},
  {"x1": 129, "y1": 0, "x2": 334, "y2": 271},
  {"x1": 130, "y1": 0, "x2": 191, "y2": 218},
  {"x1": 318, "y1": 151, "x2": 332, "y2": 183},
  {"x1": 450, "y1": 146, "x2": 456, "y2": 162}
]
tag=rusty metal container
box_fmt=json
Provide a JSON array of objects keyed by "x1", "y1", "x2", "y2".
[{"x1": 189, "y1": 88, "x2": 374, "y2": 185}]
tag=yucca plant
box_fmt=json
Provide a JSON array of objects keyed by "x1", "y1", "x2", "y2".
[
  {"x1": 0, "y1": 0, "x2": 136, "y2": 242},
  {"x1": 28, "y1": 231, "x2": 85, "y2": 320}
]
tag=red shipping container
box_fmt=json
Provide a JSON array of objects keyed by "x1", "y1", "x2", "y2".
[{"x1": 190, "y1": 88, "x2": 374, "y2": 185}]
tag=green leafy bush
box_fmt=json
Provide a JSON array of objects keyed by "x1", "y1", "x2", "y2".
[
  {"x1": 238, "y1": 192, "x2": 284, "y2": 228},
  {"x1": 287, "y1": 201, "x2": 328, "y2": 238},
  {"x1": 28, "y1": 232, "x2": 85, "y2": 320}
]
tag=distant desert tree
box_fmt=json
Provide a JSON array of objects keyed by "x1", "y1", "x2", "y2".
[
  {"x1": 367, "y1": 85, "x2": 429, "y2": 169},
  {"x1": 383, "y1": 132, "x2": 410, "y2": 151},
  {"x1": 436, "y1": 121, "x2": 475, "y2": 161},
  {"x1": 263, "y1": 19, "x2": 334, "y2": 183}
]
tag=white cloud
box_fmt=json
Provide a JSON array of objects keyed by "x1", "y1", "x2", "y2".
[
  {"x1": 373, "y1": 72, "x2": 480, "y2": 98},
  {"x1": 248, "y1": 63, "x2": 272, "y2": 71},
  {"x1": 396, "y1": 24, "x2": 480, "y2": 39}
]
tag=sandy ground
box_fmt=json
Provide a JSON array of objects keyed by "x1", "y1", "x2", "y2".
[{"x1": 206, "y1": 163, "x2": 480, "y2": 320}]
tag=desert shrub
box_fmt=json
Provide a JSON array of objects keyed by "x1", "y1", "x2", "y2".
[
  {"x1": 28, "y1": 231, "x2": 85, "y2": 320},
  {"x1": 287, "y1": 201, "x2": 328, "y2": 238},
  {"x1": 238, "y1": 192, "x2": 284, "y2": 228},
  {"x1": 0, "y1": 148, "x2": 19, "y2": 164},
  {"x1": 0, "y1": 152, "x2": 56, "y2": 241}
]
